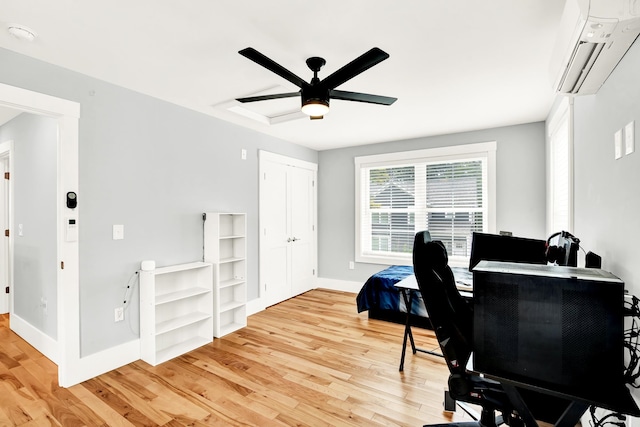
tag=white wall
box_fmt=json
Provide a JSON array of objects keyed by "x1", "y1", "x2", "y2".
[
  {"x1": 317, "y1": 122, "x2": 547, "y2": 283},
  {"x1": 0, "y1": 47, "x2": 318, "y2": 357},
  {"x1": 572, "y1": 39, "x2": 640, "y2": 296}
]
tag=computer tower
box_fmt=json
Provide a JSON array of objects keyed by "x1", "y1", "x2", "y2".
[{"x1": 472, "y1": 261, "x2": 634, "y2": 414}]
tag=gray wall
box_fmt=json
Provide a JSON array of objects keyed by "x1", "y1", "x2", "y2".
[
  {"x1": 573, "y1": 39, "x2": 640, "y2": 296},
  {"x1": 10, "y1": 31, "x2": 636, "y2": 361},
  {"x1": 0, "y1": 47, "x2": 317, "y2": 356},
  {"x1": 0, "y1": 113, "x2": 58, "y2": 339},
  {"x1": 317, "y1": 122, "x2": 547, "y2": 282}
]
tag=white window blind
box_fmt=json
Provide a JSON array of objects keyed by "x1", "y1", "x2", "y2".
[{"x1": 355, "y1": 142, "x2": 496, "y2": 266}]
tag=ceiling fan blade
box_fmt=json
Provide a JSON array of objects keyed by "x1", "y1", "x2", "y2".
[
  {"x1": 236, "y1": 92, "x2": 300, "y2": 103},
  {"x1": 320, "y1": 47, "x2": 390, "y2": 90},
  {"x1": 239, "y1": 48, "x2": 308, "y2": 89},
  {"x1": 330, "y1": 90, "x2": 397, "y2": 105}
]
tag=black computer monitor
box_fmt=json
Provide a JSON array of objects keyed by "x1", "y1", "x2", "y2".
[
  {"x1": 468, "y1": 232, "x2": 547, "y2": 271},
  {"x1": 472, "y1": 261, "x2": 639, "y2": 416}
]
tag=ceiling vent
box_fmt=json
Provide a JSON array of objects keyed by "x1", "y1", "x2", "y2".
[{"x1": 550, "y1": 0, "x2": 640, "y2": 95}]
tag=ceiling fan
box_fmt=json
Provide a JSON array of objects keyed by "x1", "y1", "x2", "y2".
[{"x1": 236, "y1": 47, "x2": 397, "y2": 120}]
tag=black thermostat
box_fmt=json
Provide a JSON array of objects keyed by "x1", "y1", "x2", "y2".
[{"x1": 66, "y1": 191, "x2": 77, "y2": 209}]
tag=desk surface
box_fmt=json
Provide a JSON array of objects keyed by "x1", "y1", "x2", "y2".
[{"x1": 395, "y1": 267, "x2": 473, "y2": 295}]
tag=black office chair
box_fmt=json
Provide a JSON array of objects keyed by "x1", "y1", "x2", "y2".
[
  {"x1": 412, "y1": 231, "x2": 571, "y2": 427},
  {"x1": 412, "y1": 231, "x2": 516, "y2": 427}
]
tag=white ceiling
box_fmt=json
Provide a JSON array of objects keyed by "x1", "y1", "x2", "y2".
[{"x1": 0, "y1": 0, "x2": 567, "y2": 150}]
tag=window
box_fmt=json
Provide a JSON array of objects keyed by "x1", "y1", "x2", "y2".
[
  {"x1": 547, "y1": 98, "x2": 573, "y2": 234},
  {"x1": 355, "y1": 142, "x2": 496, "y2": 266}
]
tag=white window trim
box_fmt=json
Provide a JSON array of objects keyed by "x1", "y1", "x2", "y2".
[
  {"x1": 354, "y1": 141, "x2": 497, "y2": 266},
  {"x1": 546, "y1": 97, "x2": 574, "y2": 235}
]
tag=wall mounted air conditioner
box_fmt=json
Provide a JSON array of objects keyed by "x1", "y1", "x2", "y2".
[{"x1": 550, "y1": 0, "x2": 640, "y2": 95}]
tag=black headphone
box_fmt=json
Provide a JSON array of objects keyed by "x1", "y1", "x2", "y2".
[{"x1": 545, "y1": 231, "x2": 580, "y2": 265}]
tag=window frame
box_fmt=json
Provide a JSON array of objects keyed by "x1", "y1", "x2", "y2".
[
  {"x1": 354, "y1": 141, "x2": 497, "y2": 266},
  {"x1": 546, "y1": 97, "x2": 574, "y2": 235}
]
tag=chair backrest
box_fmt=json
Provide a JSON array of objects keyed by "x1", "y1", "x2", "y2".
[{"x1": 412, "y1": 231, "x2": 473, "y2": 373}]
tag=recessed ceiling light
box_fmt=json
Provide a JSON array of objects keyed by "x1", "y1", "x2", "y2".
[{"x1": 7, "y1": 24, "x2": 37, "y2": 42}]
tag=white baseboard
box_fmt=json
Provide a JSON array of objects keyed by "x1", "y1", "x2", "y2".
[
  {"x1": 246, "y1": 297, "x2": 265, "y2": 316},
  {"x1": 316, "y1": 277, "x2": 363, "y2": 294},
  {"x1": 62, "y1": 339, "x2": 140, "y2": 387},
  {"x1": 10, "y1": 314, "x2": 59, "y2": 364},
  {"x1": 10, "y1": 313, "x2": 141, "y2": 387}
]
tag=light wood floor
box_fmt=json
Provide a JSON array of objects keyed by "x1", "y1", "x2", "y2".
[{"x1": 0, "y1": 289, "x2": 474, "y2": 426}]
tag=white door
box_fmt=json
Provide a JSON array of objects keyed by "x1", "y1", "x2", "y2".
[
  {"x1": 261, "y1": 158, "x2": 292, "y2": 307},
  {"x1": 290, "y1": 166, "x2": 315, "y2": 296},
  {"x1": 0, "y1": 153, "x2": 8, "y2": 314},
  {"x1": 259, "y1": 151, "x2": 317, "y2": 307}
]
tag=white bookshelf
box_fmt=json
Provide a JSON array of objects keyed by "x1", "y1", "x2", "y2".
[
  {"x1": 204, "y1": 213, "x2": 247, "y2": 337},
  {"x1": 139, "y1": 261, "x2": 213, "y2": 366}
]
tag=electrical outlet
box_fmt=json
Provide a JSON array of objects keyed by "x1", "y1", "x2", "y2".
[{"x1": 114, "y1": 307, "x2": 124, "y2": 322}]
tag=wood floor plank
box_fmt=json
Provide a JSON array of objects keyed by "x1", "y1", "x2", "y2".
[
  {"x1": 98, "y1": 371, "x2": 175, "y2": 425},
  {"x1": 81, "y1": 377, "x2": 156, "y2": 426},
  {"x1": 191, "y1": 353, "x2": 300, "y2": 409},
  {"x1": 1, "y1": 290, "x2": 476, "y2": 426},
  {"x1": 67, "y1": 384, "x2": 136, "y2": 427},
  {"x1": 0, "y1": 381, "x2": 39, "y2": 425}
]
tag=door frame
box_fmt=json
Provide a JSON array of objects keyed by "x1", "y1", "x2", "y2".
[
  {"x1": 0, "y1": 142, "x2": 11, "y2": 314},
  {"x1": 0, "y1": 82, "x2": 80, "y2": 387},
  {"x1": 258, "y1": 150, "x2": 317, "y2": 311}
]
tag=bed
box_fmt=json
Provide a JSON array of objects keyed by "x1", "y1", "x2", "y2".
[
  {"x1": 356, "y1": 265, "x2": 473, "y2": 329},
  {"x1": 355, "y1": 265, "x2": 431, "y2": 328}
]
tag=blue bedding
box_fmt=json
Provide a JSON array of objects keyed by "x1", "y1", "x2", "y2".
[{"x1": 356, "y1": 265, "x2": 428, "y2": 317}]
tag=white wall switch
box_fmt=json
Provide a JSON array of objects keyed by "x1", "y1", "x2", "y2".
[
  {"x1": 241, "y1": 148, "x2": 247, "y2": 160},
  {"x1": 625, "y1": 120, "x2": 635, "y2": 155},
  {"x1": 114, "y1": 307, "x2": 124, "y2": 322},
  {"x1": 349, "y1": 261, "x2": 355, "y2": 270},
  {"x1": 615, "y1": 129, "x2": 623, "y2": 159},
  {"x1": 112, "y1": 224, "x2": 124, "y2": 240}
]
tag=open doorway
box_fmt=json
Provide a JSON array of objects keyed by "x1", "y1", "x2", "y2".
[
  {"x1": 1, "y1": 113, "x2": 59, "y2": 345},
  {"x1": 0, "y1": 82, "x2": 80, "y2": 387}
]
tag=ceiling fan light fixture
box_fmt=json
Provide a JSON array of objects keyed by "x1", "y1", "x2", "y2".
[
  {"x1": 236, "y1": 47, "x2": 396, "y2": 120},
  {"x1": 301, "y1": 99, "x2": 329, "y2": 117}
]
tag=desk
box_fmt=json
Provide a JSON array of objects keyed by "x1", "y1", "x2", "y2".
[
  {"x1": 471, "y1": 261, "x2": 640, "y2": 424},
  {"x1": 395, "y1": 272, "x2": 473, "y2": 371},
  {"x1": 395, "y1": 275, "x2": 442, "y2": 371}
]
